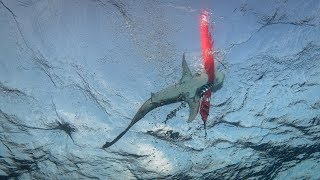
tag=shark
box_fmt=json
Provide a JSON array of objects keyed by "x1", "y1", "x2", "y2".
[{"x1": 102, "y1": 53, "x2": 224, "y2": 148}]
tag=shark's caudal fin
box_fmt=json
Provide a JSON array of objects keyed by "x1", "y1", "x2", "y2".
[{"x1": 102, "y1": 122, "x2": 135, "y2": 149}]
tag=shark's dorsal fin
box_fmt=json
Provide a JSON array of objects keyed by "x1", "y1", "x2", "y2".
[
  {"x1": 186, "y1": 96, "x2": 201, "y2": 122},
  {"x1": 180, "y1": 53, "x2": 192, "y2": 83}
]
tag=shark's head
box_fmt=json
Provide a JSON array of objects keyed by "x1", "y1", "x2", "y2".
[{"x1": 212, "y1": 71, "x2": 225, "y2": 92}]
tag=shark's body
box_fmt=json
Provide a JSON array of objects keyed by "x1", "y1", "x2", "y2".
[{"x1": 102, "y1": 54, "x2": 224, "y2": 148}]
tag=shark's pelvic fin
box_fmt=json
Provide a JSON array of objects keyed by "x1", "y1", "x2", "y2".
[{"x1": 180, "y1": 53, "x2": 192, "y2": 83}]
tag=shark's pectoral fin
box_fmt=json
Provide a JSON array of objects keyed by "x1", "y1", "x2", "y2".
[
  {"x1": 186, "y1": 96, "x2": 201, "y2": 122},
  {"x1": 180, "y1": 53, "x2": 192, "y2": 83}
]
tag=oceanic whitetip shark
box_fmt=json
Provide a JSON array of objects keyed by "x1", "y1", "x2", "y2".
[{"x1": 102, "y1": 53, "x2": 224, "y2": 148}]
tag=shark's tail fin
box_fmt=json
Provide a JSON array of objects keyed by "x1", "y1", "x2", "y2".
[
  {"x1": 102, "y1": 98, "x2": 158, "y2": 149},
  {"x1": 102, "y1": 122, "x2": 135, "y2": 149}
]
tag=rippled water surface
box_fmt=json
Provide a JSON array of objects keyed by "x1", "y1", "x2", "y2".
[{"x1": 1, "y1": 0, "x2": 320, "y2": 179}]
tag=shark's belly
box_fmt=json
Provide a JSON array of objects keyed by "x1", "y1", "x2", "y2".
[
  {"x1": 151, "y1": 84, "x2": 182, "y2": 103},
  {"x1": 151, "y1": 73, "x2": 208, "y2": 103}
]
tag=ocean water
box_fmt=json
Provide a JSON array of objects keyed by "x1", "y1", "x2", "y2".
[{"x1": 0, "y1": 0, "x2": 319, "y2": 179}]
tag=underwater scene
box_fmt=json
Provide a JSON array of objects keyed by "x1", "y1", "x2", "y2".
[{"x1": 0, "y1": 0, "x2": 320, "y2": 179}]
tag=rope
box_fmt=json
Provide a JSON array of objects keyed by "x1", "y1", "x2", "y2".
[
  {"x1": 164, "y1": 101, "x2": 187, "y2": 123},
  {"x1": 198, "y1": 81, "x2": 215, "y2": 97}
]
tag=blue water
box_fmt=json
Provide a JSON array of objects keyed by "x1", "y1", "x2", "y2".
[{"x1": 0, "y1": 0, "x2": 319, "y2": 179}]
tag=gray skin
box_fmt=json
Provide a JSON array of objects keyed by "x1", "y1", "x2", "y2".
[{"x1": 102, "y1": 54, "x2": 224, "y2": 148}]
